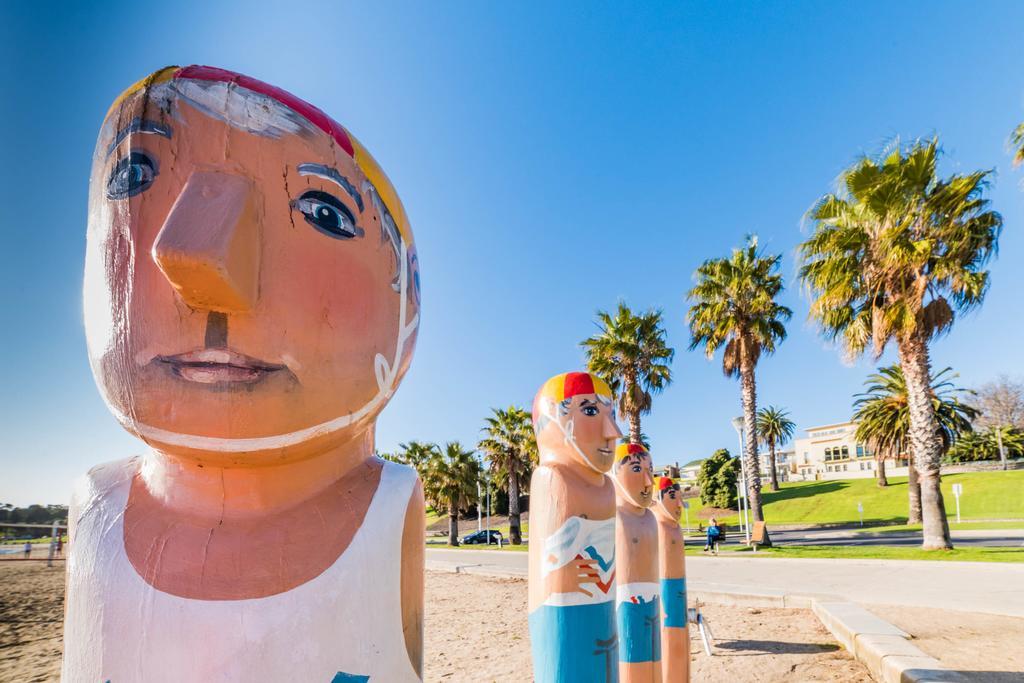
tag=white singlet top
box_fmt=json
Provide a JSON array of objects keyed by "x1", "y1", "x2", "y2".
[{"x1": 62, "y1": 456, "x2": 420, "y2": 683}]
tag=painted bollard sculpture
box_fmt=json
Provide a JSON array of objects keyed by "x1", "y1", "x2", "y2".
[
  {"x1": 653, "y1": 477, "x2": 691, "y2": 682},
  {"x1": 613, "y1": 443, "x2": 662, "y2": 683},
  {"x1": 528, "y1": 371, "x2": 624, "y2": 682},
  {"x1": 64, "y1": 66, "x2": 424, "y2": 682}
]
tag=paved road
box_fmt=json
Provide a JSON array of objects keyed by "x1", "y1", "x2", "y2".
[
  {"x1": 712, "y1": 527, "x2": 1024, "y2": 548},
  {"x1": 425, "y1": 548, "x2": 1024, "y2": 617}
]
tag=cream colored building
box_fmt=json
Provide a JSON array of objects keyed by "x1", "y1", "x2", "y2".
[
  {"x1": 757, "y1": 446, "x2": 795, "y2": 483},
  {"x1": 789, "y1": 420, "x2": 908, "y2": 481}
]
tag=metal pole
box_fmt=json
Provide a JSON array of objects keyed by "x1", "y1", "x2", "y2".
[
  {"x1": 736, "y1": 482, "x2": 744, "y2": 537},
  {"x1": 485, "y1": 475, "x2": 491, "y2": 541},
  {"x1": 732, "y1": 416, "x2": 751, "y2": 544},
  {"x1": 477, "y1": 480, "x2": 482, "y2": 532},
  {"x1": 47, "y1": 521, "x2": 57, "y2": 568}
]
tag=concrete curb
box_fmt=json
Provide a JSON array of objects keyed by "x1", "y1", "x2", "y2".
[
  {"x1": 426, "y1": 559, "x2": 527, "y2": 579},
  {"x1": 694, "y1": 586, "x2": 966, "y2": 683},
  {"x1": 427, "y1": 562, "x2": 967, "y2": 682}
]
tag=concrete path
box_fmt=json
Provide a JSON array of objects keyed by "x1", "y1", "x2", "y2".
[
  {"x1": 684, "y1": 527, "x2": 1024, "y2": 548},
  {"x1": 425, "y1": 548, "x2": 1024, "y2": 617}
]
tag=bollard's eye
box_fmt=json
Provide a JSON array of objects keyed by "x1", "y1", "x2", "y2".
[
  {"x1": 581, "y1": 405, "x2": 599, "y2": 417},
  {"x1": 107, "y1": 152, "x2": 157, "y2": 199},
  {"x1": 293, "y1": 190, "x2": 363, "y2": 240}
]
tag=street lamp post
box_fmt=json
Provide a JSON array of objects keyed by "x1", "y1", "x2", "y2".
[
  {"x1": 731, "y1": 416, "x2": 752, "y2": 544},
  {"x1": 477, "y1": 455, "x2": 484, "y2": 532}
]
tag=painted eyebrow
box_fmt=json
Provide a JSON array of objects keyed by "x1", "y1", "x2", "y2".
[
  {"x1": 106, "y1": 118, "x2": 172, "y2": 157},
  {"x1": 297, "y1": 163, "x2": 364, "y2": 213},
  {"x1": 579, "y1": 398, "x2": 597, "y2": 406}
]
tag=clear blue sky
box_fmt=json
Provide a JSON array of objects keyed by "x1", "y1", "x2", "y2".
[{"x1": 2, "y1": 2, "x2": 1023, "y2": 506}]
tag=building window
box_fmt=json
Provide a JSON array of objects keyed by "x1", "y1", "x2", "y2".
[
  {"x1": 841, "y1": 446, "x2": 849, "y2": 457},
  {"x1": 867, "y1": 461, "x2": 873, "y2": 469},
  {"x1": 843, "y1": 464, "x2": 848, "y2": 471},
  {"x1": 856, "y1": 445, "x2": 864, "y2": 457}
]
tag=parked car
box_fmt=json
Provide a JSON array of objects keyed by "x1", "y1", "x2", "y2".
[{"x1": 460, "y1": 529, "x2": 505, "y2": 545}]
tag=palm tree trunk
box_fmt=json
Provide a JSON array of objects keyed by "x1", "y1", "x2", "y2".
[
  {"x1": 739, "y1": 357, "x2": 765, "y2": 523},
  {"x1": 508, "y1": 472, "x2": 522, "y2": 545},
  {"x1": 876, "y1": 458, "x2": 889, "y2": 487},
  {"x1": 628, "y1": 409, "x2": 642, "y2": 445},
  {"x1": 897, "y1": 333, "x2": 951, "y2": 549},
  {"x1": 768, "y1": 438, "x2": 780, "y2": 492},
  {"x1": 448, "y1": 502, "x2": 459, "y2": 546},
  {"x1": 907, "y1": 461, "x2": 922, "y2": 524}
]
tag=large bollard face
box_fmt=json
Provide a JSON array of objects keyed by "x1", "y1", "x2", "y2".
[
  {"x1": 84, "y1": 67, "x2": 419, "y2": 460},
  {"x1": 532, "y1": 372, "x2": 622, "y2": 473}
]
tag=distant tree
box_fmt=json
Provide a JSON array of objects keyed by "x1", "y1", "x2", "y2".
[
  {"x1": 947, "y1": 427, "x2": 1024, "y2": 463},
  {"x1": 800, "y1": 139, "x2": 1002, "y2": 549},
  {"x1": 974, "y1": 376, "x2": 1024, "y2": 469},
  {"x1": 422, "y1": 442, "x2": 480, "y2": 546},
  {"x1": 756, "y1": 405, "x2": 796, "y2": 492},
  {"x1": 697, "y1": 448, "x2": 740, "y2": 509},
  {"x1": 581, "y1": 302, "x2": 674, "y2": 444},
  {"x1": 478, "y1": 406, "x2": 537, "y2": 545},
  {"x1": 688, "y1": 235, "x2": 792, "y2": 522}
]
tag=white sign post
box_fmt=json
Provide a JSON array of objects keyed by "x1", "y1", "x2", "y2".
[
  {"x1": 857, "y1": 501, "x2": 863, "y2": 527},
  {"x1": 682, "y1": 500, "x2": 691, "y2": 533},
  {"x1": 952, "y1": 483, "x2": 963, "y2": 523}
]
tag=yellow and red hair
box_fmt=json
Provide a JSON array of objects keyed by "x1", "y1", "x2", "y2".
[{"x1": 532, "y1": 371, "x2": 613, "y2": 426}]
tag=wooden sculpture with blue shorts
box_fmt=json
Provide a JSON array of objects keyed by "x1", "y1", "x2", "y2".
[{"x1": 528, "y1": 372, "x2": 624, "y2": 682}]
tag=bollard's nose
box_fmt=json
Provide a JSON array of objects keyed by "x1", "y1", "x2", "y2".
[
  {"x1": 602, "y1": 412, "x2": 624, "y2": 442},
  {"x1": 152, "y1": 172, "x2": 261, "y2": 313}
]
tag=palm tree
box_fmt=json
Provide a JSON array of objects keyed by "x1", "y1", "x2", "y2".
[
  {"x1": 756, "y1": 406, "x2": 795, "y2": 492},
  {"x1": 422, "y1": 442, "x2": 480, "y2": 546},
  {"x1": 687, "y1": 236, "x2": 792, "y2": 522},
  {"x1": 478, "y1": 406, "x2": 537, "y2": 545},
  {"x1": 581, "y1": 302, "x2": 674, "y2": 444},
  {"x1": 853, "y1": 365, "x2": 978, "y2": 521},
  {"x1": 620, "y1": 433, "x2": 652, "y2": 450},
  {"x1": 397, "y1": 440, "x2": 437, "y2": 481},
  {"x1": 948, "y1": 427, "x2": 1024, "y2": 463},
  {"x1": 799, "y1": 139, "x2": 1002, "y2": 549},
  {"x1": 1012, "y1": 121, "x2": 1024, "y2": 167}
]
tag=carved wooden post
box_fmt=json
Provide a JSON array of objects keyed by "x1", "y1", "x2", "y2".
[
  {"x1": 528, "y1": 372, "x2": 623, "y2": 682},
  {"x1": 65, "y1": 66, "x2": 424, "y2": 682},
  {"x1": 613, "y1": 443, "x2": 662, "y2": 682},
  {"x1": 653, "y1": 477, "x2": 690, "y2": 682}
]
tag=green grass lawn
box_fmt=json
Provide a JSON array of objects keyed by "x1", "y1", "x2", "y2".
[
  {"x1": 684, "y1": 470, "x2": 1024, "y2": 528},
  {"x1": 850, "y1": 520, "x2": 1024, "y2": 534},
  {"x1": 683, "y1": 544, "x2": 1024, "y2": 563}
]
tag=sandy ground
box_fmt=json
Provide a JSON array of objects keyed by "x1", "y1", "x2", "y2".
[
  {"x1": 868, "y1": 605, "x2": 1024, "y2": 682},
  {"x1": 2, "y1": 562, "x2": 868, "y2": 682},
  {"x1": 425, "y1": 571, "x2": 868, "y2": 682},
  {"x1": 0, "y1": 563, "x2": 64, "y2": 683}
]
